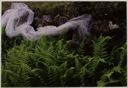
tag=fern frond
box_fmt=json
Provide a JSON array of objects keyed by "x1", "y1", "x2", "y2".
[{"x1": 92, "y1": 35, "x2": 111, "y2": 58}]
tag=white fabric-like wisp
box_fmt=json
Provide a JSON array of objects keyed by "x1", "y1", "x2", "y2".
[
  {"x1": 2, "y1": 3, "x2": 34, "y2": 38},
  {"x1": 2, "y1": 3, "x2": 92, "y2": 41},
  {"x1": 109, "y1": 21, "x2": 119, "y2": 30}
]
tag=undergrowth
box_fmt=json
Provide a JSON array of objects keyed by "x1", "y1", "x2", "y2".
[{"x1": 2, "y1": 34, "x2": 127, "y2": 87}]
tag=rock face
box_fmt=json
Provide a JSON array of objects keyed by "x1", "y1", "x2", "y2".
[
  {"x1": 42, "y1": 15, "x2": 53, "y2": 26},
  {"x1": 54, "y1": 15, "x2": 69, "y2": 26},
  {"x1": 32, "y1": 15, "x2": 53, "y2": 29}
]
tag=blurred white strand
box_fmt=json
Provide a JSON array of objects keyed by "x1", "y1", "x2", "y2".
[
  {"x1": 2, "y1": 3, "x2": 92, "y2": 42},
  {"x1": 109, "y1": 21, "x2": 119, "y2": 30}
]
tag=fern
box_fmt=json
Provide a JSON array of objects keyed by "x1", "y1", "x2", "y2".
[
  {"x1": 47, "y1": 66, "x2": 61, "y2": 86},
  {"x1": 2, "y1": 34, "x2": 126, "y2": 87},
  {"x1": 97, "y1": 43, "x2": 127, "y2": 86},
  {"x1": 92, "y1": 35, "x2": 111, "y2": 58}
]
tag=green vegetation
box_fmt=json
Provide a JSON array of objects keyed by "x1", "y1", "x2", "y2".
[{"x1": 2, "y1": 34, "x2": 126, "y2": 87}]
